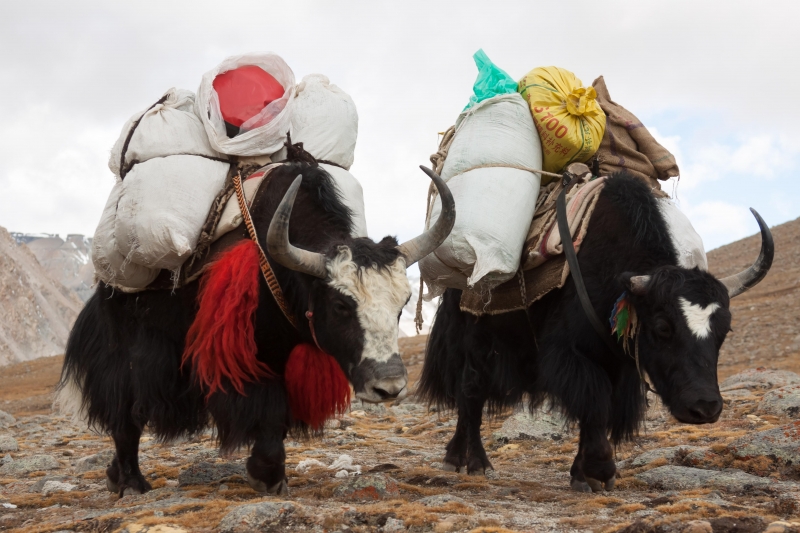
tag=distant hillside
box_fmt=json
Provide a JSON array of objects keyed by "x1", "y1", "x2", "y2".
[
  {"x1": 709, "y1": 216, "x2": 800, "y2": 378},
  {"x1": 0, "y1": 226, "x2": 83, "y2": 366},
  {"x1": 12, "y1": 233, "x2": 94, "y2": 302}
]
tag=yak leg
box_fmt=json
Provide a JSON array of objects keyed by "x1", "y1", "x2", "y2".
[
  {"x1": 246, "y1": 426, "x2": 288, "y2": 496},
  {"x1": 106, "y1": 419, "x2": 151, "y2": 496},
  {"x1": 570, "y1": 424, "x2": 615, "y2": 493},
  {"x1": 443, "y1": 392, "x2": 492, "y2": 475}
]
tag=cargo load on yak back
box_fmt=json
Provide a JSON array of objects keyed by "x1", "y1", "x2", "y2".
[
  {"x1": 94, "y1": 87, "x2": 230, "y2": 289},
  {"x1": 93, "y1": 53, "x2": 370, "y2": 292},
  {"x1": 419, "y1": 50, "x2": 544, "y2": 296},
  {"x1": 518, "y1": 66, "x2": 606, "y2": 179},
  {"x1": 270, "y1": 73, "x2": 367, "y2": 237}
]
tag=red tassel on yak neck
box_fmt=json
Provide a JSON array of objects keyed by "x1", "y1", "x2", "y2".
[
  {"x1": 183, "y1": 240, "x2": 273, "y2": 396},
  {"x1": 285, "y1": 343, "x2": 351, "y2": 429}
]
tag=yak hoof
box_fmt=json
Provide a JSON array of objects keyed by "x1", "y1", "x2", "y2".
[
  {"x1": 105, "y1": 477, "x2": 119, "y2": 494},
  {"x1": 570, "y1": 477, "x2": 592, "y2": 493},
  {"x1": 122, "y1": 487, "x2": 143, "y2": 497},
  {"x1": 269, "y1": 479, "x2": 289, "y2": 496},
  {"x1": 247, "y1": 472, "x2": 289, "y2": 496},
  {"x1": 585, "y1": 477, "x2": 604, "y2": 492},
  {"x1": 604, "y1": 477, "x2": 616, "y2": 491},
  {"x1": 442, "y1": 461, "x2": 460, "y2": 473}
]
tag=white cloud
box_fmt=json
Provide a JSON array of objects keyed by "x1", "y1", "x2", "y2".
[{"x1": 681, "y1": 200, "x2": 754, "y2": 251}]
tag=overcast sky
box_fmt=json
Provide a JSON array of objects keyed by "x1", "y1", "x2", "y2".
[{"x1": 1, "y1": 1, "x2": 798, "y2": 259}]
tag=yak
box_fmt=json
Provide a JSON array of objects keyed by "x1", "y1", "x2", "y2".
[
  {"x1": 418, "y1": 172, "x2": 773, "y2": 492},
  {"x1": 58, "y1": 160, "x2": 455, "y2": 496}
]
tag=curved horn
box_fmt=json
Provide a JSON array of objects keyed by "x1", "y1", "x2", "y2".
[
  {"x1": 266, "y1": 175, "x2": 328, "y2": 279},
  {"x1": 719, "y1": 208, "x2": 774, "y2": 298},
  {"x1": 397, "y1": 166, "x2": 456, "y2": 267}
]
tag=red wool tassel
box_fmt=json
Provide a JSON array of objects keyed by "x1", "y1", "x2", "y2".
[
  {"x1": 285, "y1": 343, "x2": 351, "y2": 429},
  {"x1": 183, "y1": 240, "x2": 274, "y2": 396}
]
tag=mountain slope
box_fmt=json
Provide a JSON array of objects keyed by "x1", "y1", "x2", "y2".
[
  {"x1": 709, "y1": 215, "x2": 800, "y2": 377},
  {"x1": 0, "y1": 226, "x2": 83, "y2": 366}
]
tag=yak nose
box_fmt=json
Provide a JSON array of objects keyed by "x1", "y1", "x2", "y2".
[
  {"x1": 687, "y1": 397, "x2": 723, "y2": 423},
  {"x1": 368, "y1": 376, "x2": 408, "y2": 401},
  {"x1": 355, "y1": 353, "x2": 408, "y2": 403}
]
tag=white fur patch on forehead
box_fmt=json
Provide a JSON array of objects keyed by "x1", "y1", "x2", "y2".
[
  {"x1": 678, "y1": 297, "x2": 721, "y2": 339},
  {"x1": 327, "y1": 247, "x2": 411, "y2": 363}
]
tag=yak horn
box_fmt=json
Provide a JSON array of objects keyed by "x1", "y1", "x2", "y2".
[
  {"x1": 719, "y1": 208, "x2": 774, "y2": 298},
  {"x1": 628, "y1": 275, "x2": 652, "y2": 295},
  {"x1": 266, "y1": 175, "x2": 328, "y2": 279},
  {"x1": 397, "y1": 166, "x2": 456, "y2": 267}
]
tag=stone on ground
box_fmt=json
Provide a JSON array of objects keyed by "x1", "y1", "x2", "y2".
[
  {"x1": 333, "y1": 474, "x2": 399, "y2": 500},
  {"x1": 0, "y1": 410, "x2": 14, "y2": 428},
  {"x1": 74, "y1": 449, "x2": 114, "y2": 472},
  {"x1": 0, "y1": 434, "x2": 18, "y2": 452},
  {"x1": 0, "y1": 454, "x2": 59, "y2": 475},
  {"x1": 619, "y1": 445, "x2": 703, "y2": 469},
  {"x1": 720, "y1": 368, "x2": 800, "y2": 392},
  {"x1": 758, "y1": 385, "x2": 800, "y2": 417},
  {"x1": 493, "y1": 408, "x2": 570, "y2": 441},
  {"x1": 727, "y1": 422, "x2": 800, "y2": 464},
  {"x1": 417, "y1": 494, "x2": 469, "y2": 507},
  {"x1": 218, "y1": 501, "x2": 296, "y2": 533},
  {"x1": 636, "y1": 465, "x2": 790, "y2": 492},
  {"x1": 178, "y1": 461, "x2": 245, "y2": 486}
]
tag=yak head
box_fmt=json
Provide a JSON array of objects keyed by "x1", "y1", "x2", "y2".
[
  {"x1": 620, "y1": 209, "x2": 773, "y2": 424},
  {"x1": 266, "y1": 167, "x2": 455, "y2": 404}
]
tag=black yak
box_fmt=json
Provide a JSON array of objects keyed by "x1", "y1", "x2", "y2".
[
  {"x1": 58, "y1": 161, "x2": 455, "y2": 496},
  {"x1": 418, "y1": 172, "x2": 773, "y2": 492}
]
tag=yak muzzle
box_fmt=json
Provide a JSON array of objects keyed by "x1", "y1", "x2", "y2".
[
  {"x1": 672, "y1": 394, "x2": 723, "y2": 424},
  {"x1": 353, "y1": 353, "x2": 408, "y2": 403}
]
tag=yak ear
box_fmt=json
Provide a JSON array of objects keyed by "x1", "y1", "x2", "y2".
[{"x1": 621, "y1": 272, "x2": 652, "y2": 296}]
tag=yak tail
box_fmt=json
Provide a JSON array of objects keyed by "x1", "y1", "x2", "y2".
[{"x1": 183, "y1": 240, "x2": 274, "y2": 396}]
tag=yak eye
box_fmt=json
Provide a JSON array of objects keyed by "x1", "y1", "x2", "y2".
[
  {"x1": 333, "y1": 301, "x2": 351, "y2": 316},
  {"x1": 653, "y1": 318, "x2": 672, "y2": 339}
]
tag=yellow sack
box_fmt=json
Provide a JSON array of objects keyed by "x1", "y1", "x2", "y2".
[{"x1": 519, "y1": 67, "x2": 606, "y2": 179}]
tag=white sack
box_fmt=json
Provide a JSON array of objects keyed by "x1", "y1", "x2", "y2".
[
  {"x1": 115, "y1": 155, "x2": 230, "y2": 270},
  {"x1": 109, "y1": 88, "x2": 222, "y2": 177},
  {"x1": 420, "y1": 93, "x2": 542, "y2": 293},
  {"x1": 92, "y1": 181, "x2": 160, "y2": 289},
  {"x1": 196, "y1": 52, "x2": 296, "y2": 156},
  {"x1": 657, "y1": 199, "x2": 708, "y2": 270},
  {"x1": 290, "y1": 75, "x2": 358, "y2": 169},
  {"x1": 320, "y1": 164, "x2": 368, "y2": 238}
]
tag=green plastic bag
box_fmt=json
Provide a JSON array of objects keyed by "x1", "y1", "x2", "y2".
[{"x1": 464, "y1": 49, "x2": 518, "y2": 110}]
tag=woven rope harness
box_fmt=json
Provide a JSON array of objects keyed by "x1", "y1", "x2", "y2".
[{"x1": 232, "y1": 170, "x2": 298, "y2": 329}]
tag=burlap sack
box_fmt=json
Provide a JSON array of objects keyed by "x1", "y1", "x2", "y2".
[{"x1": 592, "y1": 76, "x2": 679, "y2": 190}]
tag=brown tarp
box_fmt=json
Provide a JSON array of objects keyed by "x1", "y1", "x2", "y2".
[{"x1": 591, "y1": 76, "x2": 680, "y2": 190}]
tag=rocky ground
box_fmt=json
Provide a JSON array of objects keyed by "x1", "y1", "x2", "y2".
[
  {"x1": 1, "y1": 339, "x2": 800, "y2": 533},
  {"x1": 0, "y1": 218, "x2": 798, "y2": 532}
]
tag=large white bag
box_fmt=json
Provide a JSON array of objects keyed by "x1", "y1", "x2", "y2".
[
  {"x1": 114, "y1": 155, "x2": 230, "y2": 270},
  {"x1": 290, "y1": 74, "x2": 358, "y2": 169},
  {"x1": 196, "y1": 52, "x2": 296, "y2": 156},
  {"x1": 420, "y1": 93, "x2": 543, "y2": 294},
  {"x1": 109, "y1": 88, "x2": 222, "y2": 178},
  {"x1": 657, "y1": 199, "x2": 708, "y2": 270},
  {"x1": 92, "y1": 181, "x2": 160, "y2": 289}
]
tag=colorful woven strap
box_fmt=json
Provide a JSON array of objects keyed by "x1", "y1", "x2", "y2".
[{"x1": 233, "y1": 171, "x2": 298, "y2": 329}]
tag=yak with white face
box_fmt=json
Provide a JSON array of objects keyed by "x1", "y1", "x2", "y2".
[{"x1": 58, "y1": 160, "x2": 455, "y2": 497}]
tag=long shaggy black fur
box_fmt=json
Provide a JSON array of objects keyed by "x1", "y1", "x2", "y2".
[
  {"x1": 59, "y1": 162, "x2": 360, "y2": 451},
  {"x1": 418, "y1": 173, "x2": 678, "y2": 444}
]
